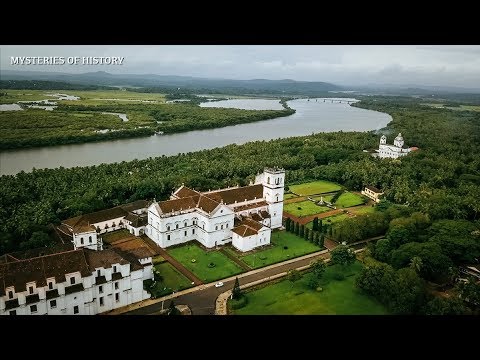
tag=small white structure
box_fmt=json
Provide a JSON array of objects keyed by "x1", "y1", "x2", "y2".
[
  {"x1": 146, "y1": 168, "x2": 285, "y2": 252},
  {"x1": 0, "y1": 247, "x2": 153, "y2": 315},
  {"x1": 376, "y1": 133, "x2": 414, "y2": 159},
  {"x1": 361, "y1": 186, "x2": 384, "y2": 203}
]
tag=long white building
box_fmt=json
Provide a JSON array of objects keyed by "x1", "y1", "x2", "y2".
[
  {"x1": 0, "y1": 246, "x2": 153, "y2": 315},
  {"x1": 146, "y1": 168, "x2": 285, "y2": 252}
]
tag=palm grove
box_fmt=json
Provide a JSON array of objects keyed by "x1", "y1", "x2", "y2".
[{"x1": 0, "y1": 97, "x2": 479, "y2": 312}]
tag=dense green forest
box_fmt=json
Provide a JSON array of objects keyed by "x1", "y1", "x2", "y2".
[
  {"x1": 0, "y1": 97, "x2": 479, "y2": 261},
  {"x1": 0, "y1": 102, "x2": 293, "y2": 150}
]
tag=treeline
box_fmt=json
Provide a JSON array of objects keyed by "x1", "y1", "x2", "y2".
[
  {"x1": 284, "y1": 217, "x2": 325, "y2": 247},
  {"x1": 0, "y1": 80, "x2": 116, "y2": 90},
  {"x1": 0, "y1": 109, "x2": 156, "y2": 150},
  {"x1": 0, "y1": 98, "x2": 479, "y2": 255}
]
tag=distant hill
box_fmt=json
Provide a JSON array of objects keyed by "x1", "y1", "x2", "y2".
[{"x1": 0, "y1": 70, "x2": 342, "y2": 95}]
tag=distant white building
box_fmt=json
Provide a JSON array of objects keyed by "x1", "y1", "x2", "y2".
[
  {"x1": 376, "y1": 133, "x2": 416, "y2": 159},
  {"x1": 146, "y1": 168, "x2": 285, "y2": 252},
  {"x1": 361, "y1": 186, "x2": 384, "y2": 203},
  {"x1": 0, "y1": 246, "x2": 153, "y2": 315}
]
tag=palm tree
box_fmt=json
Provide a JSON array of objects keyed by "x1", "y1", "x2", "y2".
[{"x1": 409, "y1": 256, "x2": 423, "y2": 273}]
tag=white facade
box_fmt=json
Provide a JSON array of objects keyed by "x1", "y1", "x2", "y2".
[
  {"x1": 0, "y1": 249, "x2": 153, "y2": 316},
  {"x1": 232, "y1": 226, "x2": 271, "y2": 252},
  {"x1": 361, "y1": 186, "x2": 384, "y2": 203},
  {"x1": 146, "y1": 168, "x2": 285, "y2": 252},
  {"x1": 377, "y1": 133, "x2": 411, "y2": 159}
]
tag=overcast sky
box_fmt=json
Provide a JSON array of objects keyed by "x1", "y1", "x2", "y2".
[{"x1": 1, "y1": 45, "x2": 480, "y2": 88}]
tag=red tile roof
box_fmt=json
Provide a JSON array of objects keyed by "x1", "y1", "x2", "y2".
[
  {"x1": 203, "y1": 184, "x2": 263, "y2": 205},
  {"x1": 174, "y1": 186, "x2": 200, "y2": 199},
  {"x1": 231, "y1": 217, "x2": 264, "y2": 237},
  {"x1": 157, "y1": 197, "x2": 198, "y2": 214}
]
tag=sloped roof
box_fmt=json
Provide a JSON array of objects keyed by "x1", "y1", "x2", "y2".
[
  {"x1": 83, "y1": 248, "x2": 129, "y2": 271},
  {"x1": 174, "y1": 185, "x2": 200, "y2": 199},
  {"x1": 203, "y1": 184, "x2": 263, "y2": 205},
  {"x1": 365, "y1": 186, "x2": 382, "y2": 193},
  {"x1": 0, "y1": 249, "x2": 91, "y2": 293},
  {"x1": 62, "y1": 207, "x2": 128, "y2": 233},
  {"x1": 157, "y1": 197, "x2": 198, "y2": 214},
  {"x1": 121, "y1": 200, "x2": 150, "y2": 212},
  {"x1": 231, "y1": 217, "x2": 264, "y2": 238},
  {"x1": 197, "y1": 195, "x2": 220, "y2": 213}
]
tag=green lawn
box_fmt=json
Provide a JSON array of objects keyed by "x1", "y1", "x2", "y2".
[
  {"x1": 353, "y1": 206, "x2": 377, "y2": 215},
  {"x1": 305, "y1": 213, "x2": 350, "y2": 229},
  {"x1": 311, "y1": 194, "x2": 334, "y2": 203},
  {"x1": 241, "y1": 231, "x2": 321, "y2": 269},
  {"x1": 168, "y1": 243, "x2": 243, "y2": 282},
  {"x1": 232, "y1": 261, "x2": 388, "y2": 315},
  {"x1": 335, "y1": 192, "x2": 366, "y2": 208},
  {"x1": 284, "y1": 193, "x2": 299, "y2": 200},
  {"x1": 147, "y1": 262, "x2": 193, "y2": 297},
  {"x1": 102, "y1": 229, "x2": 132, "y2": 244},
  {"x1": 323, "y1": 213, "x2": 351, "y2": 225},
  {"x1": 284, "y1": 200, "x2": 331, "y2": 217},
  {"x1": 290, "y1": 180, "x2": 342, "y2": 196}
]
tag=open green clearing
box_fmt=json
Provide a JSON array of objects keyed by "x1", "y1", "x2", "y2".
[
  {"x1": 352, "y1": 206, "x2": 377, "y2": 215},
  {"x1": 0, "y1": 89, "x2": 292, "y2": 150},
  {"x1": 289, "y1": 180, "x2": 342, "y2": 196},
  {"x1": 231, "y1": 261, "x2": 388, "y2": 315},
  {"x1": 240, "y1": 231, "x2": 321, "y2": 269},
  {"x1": 422, "y1": 103, "x2": 480, "y2": 112},
  {"x1": 305, "y1": 213, "x2": 350, "y2": 229},
  {"x1": 311, "y1": 194, "x2": 334, "y2": 202},
  {"x1": 148, "y1": 262, "x2": 193, "y2": 297},
  {"x1": 335, "y1": 192, "x2": 367, "y2": 208},
  {"x1": 283, "y1": 200, "x2": 331, "y2": 217},
  {"x1": 284, "y1": 193, "x2": 299, "y2": 200},
  {"x1": 168, "y1": 243, "x2": 243, "y2": 282}
]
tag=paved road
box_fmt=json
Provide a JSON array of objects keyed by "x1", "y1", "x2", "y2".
[{"x1": 127, "y1": 250, "x2": 333, "y2": 315}]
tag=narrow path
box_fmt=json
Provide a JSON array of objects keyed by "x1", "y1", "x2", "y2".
[
  {"x1": 142, "y1": 237, "x2": 204, "y2": 286},
  {"x1": 219, "y1": 248, "x2": 251, "y2": 271}
]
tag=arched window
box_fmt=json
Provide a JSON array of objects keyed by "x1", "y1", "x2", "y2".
[
  {"x1": 267, "y1": 177, "x2": 270, "y2": 184},
  {"x1": 167, "y1": 225, "x2": 170, "y2": 231},
  {"x1": 80, "y1": 237, "x2": 84, "y2": 245},
  {"x1": 176, "y1": 224, "x2": 179, "y2": 229},
  {"x1": 184, "y1": 222, "x2": 187, "y2": 227},
  {"x1": 203, "y1": 224, "x2": 205, "y2": 230},
  {"x1": 215, "y1": 225, "x2": 218, "y2": 231},
  {"x1": 89, "y1": 236, "x2": 92, "y2": 243},
  {"x1": 276, "y1": 196, "x2": 279, "y2": 202},
  {"x1": 221, "y1": 225, "x2": 223, "y2": 230}
]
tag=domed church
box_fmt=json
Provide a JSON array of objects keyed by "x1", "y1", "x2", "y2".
[{"x1": 376, "y1": 133, "x2": 415, "y2": 159}]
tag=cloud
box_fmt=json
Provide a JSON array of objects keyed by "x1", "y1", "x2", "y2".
[{"x1": 1, "y1": 45, "x2": 479, "y2": 88}]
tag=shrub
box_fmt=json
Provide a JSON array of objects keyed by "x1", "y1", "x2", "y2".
[
  {"x1": 191, "y1": 259, "x2": 196, "y2": 263},
  {"x1": 259, "y1": 255, "x2": 267, "y2": 260},
  {"x1": 208, "y1": 262, "x2": 216, "y2": 268},
  {"x1": 297, "y1": 207, "x2": 302, "y2": 210},
  {"x1": 332, "y1": 272, "x2": 345, "y2": 281},
  {"x1": 283, "y1": 246, "x2": 288, "y2": 250},
  {"x1": 230, "y1": 296, "x2": 249, "y2": 310}
]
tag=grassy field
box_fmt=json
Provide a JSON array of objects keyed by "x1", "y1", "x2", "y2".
[
  {"x1": 311, "y1": 194, "x2": 334, "y2": 202},
  {"x1": 422, "y1": 103, "x2": 480, "y2": 112},
  {"x1": 283, "y1": 200, "x2": 331, "y2": 217},
  {"x1": 101, "y1": 229, "x2": 132, "y2": 244},
  {"x1": 149, "y1": 262, "x2": 193, "y2": 297},
  {"x1": 284, "y1": 193, "x2": 299, "y2": 200},
  {"x1": 305, "y1": 213, "x2": 350, "y2": 229},
  {"x1": 0, "y1": 89, "x2": 167, "y2": 105},
  {"x1": 335, "y1": 192, "x2": 366, "y2": 208},
  {"x1": 240, "y1": 231, "x2": 321, "y2": 269},
  {"x1": 289, "y1": 180, "x2": 342, "y2": 196},
  {"x1": 352, "y1": 206, "x2": 377, "y2": 215},
  {"x1": 168, "y1": 243, "x2": 243, "y2": 282},
  {"x1": 231, "y1": 261, "x2": 388, "y2": 315}
]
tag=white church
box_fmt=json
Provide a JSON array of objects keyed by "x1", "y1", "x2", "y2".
[
  {"x1": 146, "y1": 167, "x2": 285, "y2": 252},
  {"x1": 376, "y1": 133, "x2": 417, "y2": 159}
]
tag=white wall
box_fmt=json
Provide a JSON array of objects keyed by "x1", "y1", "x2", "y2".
[
  {"x1": 73, "y1": 230, "x2": 98, "y2": 250},
  {"x1": 232, "y1": 228, "x2": 271, "y2": 252}
]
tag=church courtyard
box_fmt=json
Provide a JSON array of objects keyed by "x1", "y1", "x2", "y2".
[
  {"x1": 168, "y1": 243, "x2": 244, "y2": 283},
  {"x1": 238, "y1": 231, "x2": 322, "y2": 269}
]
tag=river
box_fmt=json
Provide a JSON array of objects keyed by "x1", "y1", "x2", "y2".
[{"x1": 0, "y1": 98, "x2": 391, "y2": 176}]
